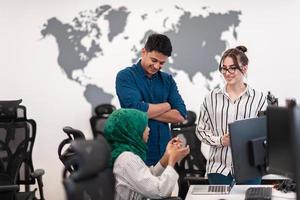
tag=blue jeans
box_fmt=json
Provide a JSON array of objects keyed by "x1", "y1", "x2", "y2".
[{"x1": 207, "y1": 173, "x2": 262, "y2": 185}]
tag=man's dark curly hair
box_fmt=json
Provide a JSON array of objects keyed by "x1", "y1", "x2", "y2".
[{"x1": 144, "y1": 33, "x2": 172, "y2": 57}]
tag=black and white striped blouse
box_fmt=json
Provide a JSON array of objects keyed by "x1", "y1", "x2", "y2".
[{"x1": 195, "y1": 85, "x2": 267, "y2": 176}]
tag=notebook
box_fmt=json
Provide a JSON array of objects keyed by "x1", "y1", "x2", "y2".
[{"x1": 191, "y1": 181, "x2": 235, "y2": 195}]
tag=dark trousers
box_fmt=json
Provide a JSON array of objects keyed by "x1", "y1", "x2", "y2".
[{"x1": 207, "y1": 173, "x2": 261, "y2": 185}]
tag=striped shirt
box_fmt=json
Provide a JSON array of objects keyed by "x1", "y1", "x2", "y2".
[{"x1": 195, "y1": 85, "x2": 267, "y2": 176}]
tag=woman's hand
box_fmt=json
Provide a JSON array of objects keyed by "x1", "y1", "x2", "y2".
[
  {"x1": 165, "y1": 137, "x2": 190, "y2": 167},
  {"x1": 221, "y1": 133, "x2": 230, "y2": 146}
]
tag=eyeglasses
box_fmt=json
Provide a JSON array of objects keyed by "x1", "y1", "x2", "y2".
[{"x1": 219, "y1": 67, "x2": 238, "y2": 74}]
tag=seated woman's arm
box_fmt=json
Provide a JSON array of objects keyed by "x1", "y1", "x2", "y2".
[
  {"x1": 149, "y1": 161, "x2": 166, "y2": 176},
  {"x1": 114, "y1": 152, "x2": 178, "y2": 199}
]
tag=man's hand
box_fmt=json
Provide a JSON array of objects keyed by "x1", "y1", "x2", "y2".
[
  {"x1": 153, "y1": 109, "x2": 185, "y2": 123},
  {"x1": 148, "y1": 102, "x2": 171, "y2": 118}
]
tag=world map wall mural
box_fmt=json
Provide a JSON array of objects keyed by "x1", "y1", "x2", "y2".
[
  {"x1": 41, "y1": 4, "x2": 241, "y2": 113},
  {"x1": 2, "y1": 1, "x2": 300, "y2": 199}
]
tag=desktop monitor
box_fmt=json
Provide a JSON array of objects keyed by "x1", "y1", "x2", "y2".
[
  {"x1": 266, "y1": 106, "x2": 296, "y2": 180},
  {"x1": 229, "y1": 116, "x2": 267, "y2": 183},
  {"x1": 290, "y1": 106, "x2": 300, "y2": 200}
]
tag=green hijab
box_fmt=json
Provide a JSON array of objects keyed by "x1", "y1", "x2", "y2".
[{"x1": 104, "y1": 108, "x2": 148, "y2": 166}]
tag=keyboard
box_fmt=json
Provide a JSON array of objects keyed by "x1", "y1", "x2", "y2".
[
  {"x1": 191, "y1": 185, "x2": 231, "y2": 195},
  {"x1": 245, "y1": 187, "x2": 272, "y2": 200},
  {"x1": 208, "y1": 185, "x2": 227, "y2": 192}
]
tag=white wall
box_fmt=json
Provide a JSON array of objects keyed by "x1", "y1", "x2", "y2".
[{"x1": 1, "y1": 0, "x2": 300, "y2": 199}]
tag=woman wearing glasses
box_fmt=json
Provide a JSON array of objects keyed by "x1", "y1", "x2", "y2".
[{"x1": 195, "y1": 46, "x2": 267, "y2": 185}]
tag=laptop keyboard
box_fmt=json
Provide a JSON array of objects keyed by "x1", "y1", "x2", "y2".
[
  {"x1": 245, "y1": 187, "x2": 272, "y2": 200},
  {"x1": 192, "y1": 185, "x2": 230, "y2": 195},
  {"x1": 208, "y1": 185, "x2": 227, "y2": 192}
]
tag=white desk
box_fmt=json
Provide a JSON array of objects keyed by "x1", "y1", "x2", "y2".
[{"x1": 185, "y1": 185, "x2": 296, "y2": 200}]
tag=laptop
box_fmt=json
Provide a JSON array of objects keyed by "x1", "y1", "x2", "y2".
[{"x1": 191, "y1": 181, "x2": 235, "y2": 195}]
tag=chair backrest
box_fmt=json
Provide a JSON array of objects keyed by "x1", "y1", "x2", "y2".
[
  {"x1": 171, "y1": 111, "x2": 207, "y2": 199},
  {"x1": 63, "y1": 135, "x2": 115, "y2": 200},
  {"x1": 258, "y1": 91, "x2": 279, "y2": 117},
  {"x1": 90, "y1": 104, "x2": 116, "y2": 138},
  {"x1": 267, "y1": 91, "x2": 278, "y2": 106},
  {"x1": 171, "y1": 111, "x2": 206, "y2": 176},
  {"x1": 0, "y1": 100, "x2": 38, "y2": 199},
  {"x1": 58, "y1": 126, "x2": 86, "y2": 175}
]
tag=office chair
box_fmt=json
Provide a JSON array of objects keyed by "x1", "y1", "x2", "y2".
[
  {"x1": 63, "y1": 135, "x2": 115, "y2": 200},
  {"x1": 0, "y1": 99, "x2": 45, "y2": 200},
  {"x1": 90, "y1": 104, "x2": 116, "y2": 138},
  {"x1": 258, "y1": 91, "x2": 279, "y2": 117},
  {"x1": 171, "y1": 110, "x2": 207, "y2": 199},
  {"x1": 58, "y1": 126, "x2": 85, "y2": 175},
  {"x1": 267, "y1": 91, "x2": 278, "y2": 106},
  {"x1": 59, "y1": 127, "x2": 182, "y2": 200}
]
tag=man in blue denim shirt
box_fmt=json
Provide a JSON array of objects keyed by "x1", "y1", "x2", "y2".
[{"x1": 116, "y1": 34, "x2": 187, "y2": 165}]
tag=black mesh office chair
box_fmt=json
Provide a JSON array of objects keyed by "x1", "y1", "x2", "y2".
[
  {"x1": 90, "y1": 104, "x2": 116, "y2": 138},
  {"x1": 171, "y1": 111, "x2": 207, "y2": 199},
  {"x1": 258, "y1": 91, "x2": 279, "y2": 117},
  {"x1": 59, "y1": 127, "x2": 182, "y2": 200},
  {"x1": 58, "y1": 126, "x2": 85, "y2": 175},
  {"x1": 63, "y1": 135, "x2": 115, "y2": 200},
  {"x1": 0, "y1": 100, "x2": 45, "y2": 200}
]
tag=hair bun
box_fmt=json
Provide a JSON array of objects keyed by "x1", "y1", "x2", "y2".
[{"x1": 236, "y1": 46, "x2": 247, "y2": 53}]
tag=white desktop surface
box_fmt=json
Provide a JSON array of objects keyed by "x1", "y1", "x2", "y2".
[{"x1": 185, "y1": 185, "x2": 296, "y2": 200}]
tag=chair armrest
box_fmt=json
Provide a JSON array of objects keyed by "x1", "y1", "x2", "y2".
[
  {"x1": 31, "y1": 169, "x2": 45, "y2": 178},
  {"x1": 31, "y1": 169, "x2": 45, "y2": 200},
  {"x1": 0, "y1": 184, "x2": 19, "y2": 192}
]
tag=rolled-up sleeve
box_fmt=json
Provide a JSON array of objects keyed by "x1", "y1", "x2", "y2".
[
  {"x1": 195, "y1": 100, "x2": 222, "y2": 147},
  {"x1": 167, "y1": 75, "x2": 187, "y2": 118},
  {"x1": 116, "y1": 69, "x2": 149, "y2": 112}
]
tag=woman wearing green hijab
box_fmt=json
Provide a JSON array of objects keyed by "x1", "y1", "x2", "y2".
[{"x1": 104, "y1": 108, "x2": 190, "y2": 200}]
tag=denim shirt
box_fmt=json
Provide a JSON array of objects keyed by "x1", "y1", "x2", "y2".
[{"x1": 116, "y1": 60, "x2": 187, "y2": 165}]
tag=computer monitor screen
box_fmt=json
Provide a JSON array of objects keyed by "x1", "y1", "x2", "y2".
[
  {"x1": 266, "y1": 106, "x2": 295, "y2": 180},
  {"x1": 291, "y1": 106, "x2": 300, "y2": 200},
  {"x1": 229, "y1": 116, "x2": 267, "y2": 183}
]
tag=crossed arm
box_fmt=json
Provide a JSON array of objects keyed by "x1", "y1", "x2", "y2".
[
  {"x1": 116, "y1": 70, "x2": 186, "y2": 124},
  {"x1": 147, "y1": 103, "x2": 185, "y2": 123}
]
